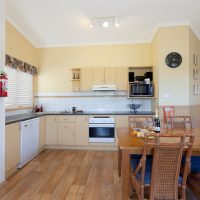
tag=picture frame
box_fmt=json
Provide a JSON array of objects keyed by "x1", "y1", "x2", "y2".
[
  {"x1": 193, "y1": 68, "x2": 198, "y2": 80},
  {"x1": 194, "y1": 83, "x2": 199, "y2": 95},
  {"x1": 193, "y1": 53, "x2": 198, "y2": 65}
]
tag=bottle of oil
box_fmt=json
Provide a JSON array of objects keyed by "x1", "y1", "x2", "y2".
[{"x1": 153, "y1": 109, "x2": 160, "y2": 133}]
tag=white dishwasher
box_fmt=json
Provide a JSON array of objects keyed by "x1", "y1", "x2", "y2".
[{"x1": 18, "y1": 118, "x2": 39, "y2": 168}]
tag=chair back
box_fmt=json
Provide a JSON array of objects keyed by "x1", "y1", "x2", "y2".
[
  {"x1": 162, "y1": 106, "x2": 175, "y2": 128},
  {"x1": 167, "y1": 116, "x2": 192, "y2": 129},
  {"x1": 143, "y1": 133, "x2": 194, "y2": 200},
  {"x1": 128, "y1": 116, "x2": 153, "y2": 129}
]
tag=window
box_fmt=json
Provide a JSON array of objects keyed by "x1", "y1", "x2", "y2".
[{"x1": 5, "y1": 66, "x2": 33, "y2": 108}]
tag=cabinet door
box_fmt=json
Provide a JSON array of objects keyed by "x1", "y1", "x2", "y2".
[
  {"x1": 92, "y1": 68, "x2": 104, "y2": 85},
  {"x1": 46, "y1": 116, "x2": 58, "y2": 145},
  {"x1": 39, "y1": 116, "x2": 46, "y2": 150},
  {"x1": 81, "y1": 68, "x2": 93, "y2": 91},
  {"x1": 115, "y1": 67, "x2": 128, "y2": 90},
  {"x1": 105, "y1": 67, "x2": 116, "y2": 84},
  {"x1": 76, "y1": 116, "x2": 89, "y2": 145},
  {"x1": 58, "y1": 123, "x2": 75, "y2": 145},
  {"x1": 5, "y1": 123, "x2": 20, "y2": 177},
  {"x1": 115, "y1": 116, "x2": 129, "y2": 128}
]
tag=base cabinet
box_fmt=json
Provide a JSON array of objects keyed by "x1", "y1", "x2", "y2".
[
  {"x1": 76, "y1": 116, "x2": 89, "y2": 145},
  {"x1": 57, "y1": 116, "x2": 76, "y2": 145},
  {"x1": 39, "y1": 116, "x2": 46, "y2": 151},
  {"x1": 5, "y1": 123, "x2": 20, "y2": 178},
  {"x1": 46, "y1": 115, "x2": 58, "y2": 145},
  {"x1": 58, "y1": 123, "x2": 76, "y2": 145}
]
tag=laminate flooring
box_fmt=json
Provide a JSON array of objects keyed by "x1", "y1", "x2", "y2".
[{"x1": 0, "y1": 150, "x2": 198, "y2": 200}]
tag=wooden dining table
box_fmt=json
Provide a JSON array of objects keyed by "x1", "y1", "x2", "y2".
[{"x1": 117, "y1": 127, "x2": 200, "y2": 200}]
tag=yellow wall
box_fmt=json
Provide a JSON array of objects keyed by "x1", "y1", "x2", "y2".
[
  {"x1": 5, "y1": 21, "x2": 38, "y2": 66},
  {"x1": 37, "y1": 44, "x2": 152, "y2": 92},
  {"x1": 151, "y1": 26, "x2": 190, "y2": 105}
]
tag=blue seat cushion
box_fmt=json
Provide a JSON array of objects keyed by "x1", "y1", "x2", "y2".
[
  {"x1": 182, "y1": 156, "x2": 200, "y2": 174},
  {"x1": 130, "y1": 154, "x2": 182, "y2": 184}
]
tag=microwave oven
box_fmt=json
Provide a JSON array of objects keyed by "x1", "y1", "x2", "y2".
[{"x1": 129, "y1": 83, "x2": 154, "y2": 97}]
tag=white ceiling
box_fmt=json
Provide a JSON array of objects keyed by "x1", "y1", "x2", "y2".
[{"x1": 5, "y1": 0, "x2": 200, "y2": 48}]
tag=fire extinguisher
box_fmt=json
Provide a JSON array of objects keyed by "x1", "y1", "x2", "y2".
[{"x1": 0, "y1": 71, "x2": 8, "y2": 97}]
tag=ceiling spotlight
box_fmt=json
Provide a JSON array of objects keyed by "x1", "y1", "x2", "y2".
[
  {"x1": 89, "y1": 23, "x2": 93, "y2": 28},
  {"x1": 89, "y1": 16, "x2": 120, "y2": 29},
  {"x1": 102, "y1": 21, "x2": 109, "y2": 28}
]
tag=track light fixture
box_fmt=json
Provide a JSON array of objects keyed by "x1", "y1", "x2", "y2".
[{"x1": 90, "y1": 16, "x2": 120, "y2": 28}]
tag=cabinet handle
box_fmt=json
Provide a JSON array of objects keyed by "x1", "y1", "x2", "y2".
[{"x1": 73, "y1": 132, "x2": 74, "y2": 136}]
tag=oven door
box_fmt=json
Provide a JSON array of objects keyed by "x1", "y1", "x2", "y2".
[{"x1": 89, "y1": 123, "x2": 115, "y2": 143}]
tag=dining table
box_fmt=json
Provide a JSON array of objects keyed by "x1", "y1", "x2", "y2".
[{"x1": 117, "y1": 127, "x2": 200, "y2": 200}]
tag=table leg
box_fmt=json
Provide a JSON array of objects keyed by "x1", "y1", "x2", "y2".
[
  {"x1": 121, "y1": 149, "x2": 130, "y2": 200},
  {"x1": 118, "y1": 145, "x2": 122, "y2": 176}
]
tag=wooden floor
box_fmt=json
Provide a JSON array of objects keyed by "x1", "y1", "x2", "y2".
[{"x1": 0, "y1": 150, "x2": 199, "y2": 200}]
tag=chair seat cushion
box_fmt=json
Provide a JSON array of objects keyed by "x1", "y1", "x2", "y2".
[
  {"x1": 182, "y1": 156, "x2": 200, "y2": 174},
  {"x1": 130, "y1": 155, "x2": 182, "y2": 184}
]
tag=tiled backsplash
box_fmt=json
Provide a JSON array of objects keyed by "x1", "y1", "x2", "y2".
[
  {"x1": 6, "y1": 92, "x2": 155, "y2": 116},
  {"x1": 35, "y1": 92, "x2": 154, "y2": 112}
]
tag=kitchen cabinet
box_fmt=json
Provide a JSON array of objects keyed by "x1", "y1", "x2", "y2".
[
  {"x1": 105, "y1": 67, "x2": 115, "y2": 84},
  {"x1": 39, "y1": 116, "x2": 46, "y2": 151},
  {"x1": 76, "y1": 116, "x2": 89, "y2": 145},
  {"x1": 81, "y1": 68, "x2": 93, "y2": 91},
  {"x1": 58, "y1": 116, "x2": 76, "y2": 145},
  {"x1": 115, "y1": 115, "x2": 129, "y2": 129},
  {"x1": 46, "y1": 115, "x2": 58, "y2": 145},
  {"x1": 5, "y1": 123, "x2": 20, "y2": 178},
  {"x1": 92, "y1": 67, "x2": 104, "y2": 85},
  {"x1": 115, "y1": 67, "x2": 128, "y2": 90}
]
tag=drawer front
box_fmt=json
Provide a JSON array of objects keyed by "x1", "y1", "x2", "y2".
[{"x1": 58, "y1": 116, "x2": 76, "y2": 123}]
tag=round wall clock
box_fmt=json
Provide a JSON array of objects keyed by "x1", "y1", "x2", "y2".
[{"x1": 165, "y1": 52, "x2": 182, "y2": 68}]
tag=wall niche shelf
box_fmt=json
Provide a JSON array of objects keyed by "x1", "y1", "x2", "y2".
[{"x1": 71, "y1": 68, "x2": 81, "y2": 91}]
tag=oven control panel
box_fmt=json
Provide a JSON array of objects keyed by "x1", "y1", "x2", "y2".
[{"x1": 89, "y1": 117, "x2": 115, "y2": 124}]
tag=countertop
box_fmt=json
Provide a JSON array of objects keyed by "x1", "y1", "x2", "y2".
[{"x1": 5, "y1": 111, "x2": 155, "y2": 125}]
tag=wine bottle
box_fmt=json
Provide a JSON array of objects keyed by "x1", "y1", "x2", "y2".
[{"x1": 153, "y1": 109, "x2": 160, "y2": 133}]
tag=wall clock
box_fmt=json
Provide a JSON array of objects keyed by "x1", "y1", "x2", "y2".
[{"x1": 165, "y1": 52, "x2": 182, "y2": 68}]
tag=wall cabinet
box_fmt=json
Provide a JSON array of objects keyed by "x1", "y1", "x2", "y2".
[
  {"x1": 46, "y1": 115, "x2": 58, "y2": 145},
  {"x1": 104, "y1": 67, "x2": 116, "y2": 84},
  {"x1": 57, "y1": 116, "x2": 76, "y2": 145},
  {"x1": 71, "y1": 67, "x2": 128, "y2": 91},
  {"x1": 115, "y1": 67, "x2": 128, "y2": 90},
  {"x1": 76, "y1": 116, "x2": 89, "y2": 145},
  {"x1": 5, "y1": 123, "x2": 20, "y2": 178},
  {"x1": 39, "y1": 116, "x2": 46, "y2": 151},
  {"x1": 81, "y1": 68, "x2": 93, "y2": 91},
  {"x1": 92, "y1": 67, "x2": 105, "y2": 85}
]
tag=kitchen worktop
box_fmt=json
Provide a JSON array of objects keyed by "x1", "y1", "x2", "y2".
[{"x1": 5, "y1": 111, "x2": 155, "y2": 125}]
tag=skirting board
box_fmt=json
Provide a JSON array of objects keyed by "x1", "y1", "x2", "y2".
[{"x1": 45, "y1": 145, "x2": 118, "y2": 151}]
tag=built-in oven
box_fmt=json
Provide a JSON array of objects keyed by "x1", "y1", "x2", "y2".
[{"x1": 89, "y1": 116, "x2": 115, "y2": 143}]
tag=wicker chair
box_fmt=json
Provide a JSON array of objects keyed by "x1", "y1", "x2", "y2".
[
  {"x1": 167, "y1": 116, "x2": 192, "y2": 129},
  {"x1": 128, "y1": 116, "x2": 153, "y2": 129},
  {"x1": 129, "y1": 132, "x2": 194, "y2": 200}
]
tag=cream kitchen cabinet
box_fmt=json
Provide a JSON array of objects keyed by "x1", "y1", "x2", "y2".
[
  {"x1": 115, "y1": 115, "x2": 129, "y2": 128},
  {"x1": 115, "y1": 67, "x2": 128, "y2": 90},
  {"x1": 92, "y1": 67, "x2": 105, "y2": 85},
  {"x1": 81, "y1": 68, "x2": 93, "y2": 91},
  {"x1": 104, "y1": 67, "x2": 116, "y2": 84},
  {"x1": 57, "y1": 116, "x2": 76, "y2": 145},
  {"x1": 39, "y1": 116, "x2": 46, "y2": 151},
  {"x1": 75, "y1": 116, "x2": 89, "y2": 145},
  {"x1": 5, "y1": 122, "x2": 20, "y2": 178},
  {"x1": 46, "y1": 115, "x2": 58, "y2": 145},
  {"x1": 92, "y1": 67, "x2": 116, "y2": 85}
]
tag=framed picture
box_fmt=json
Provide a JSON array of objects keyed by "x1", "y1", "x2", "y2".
[
  {"x1": 193, "y1": 68, "x2": 198, "y2": 80},
  {"x1": 193, "y1": 53, "x2": 198, "y2": 65},
  {"x1": 194, "y1": 83, "x2": 199, "y2": 95}
]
